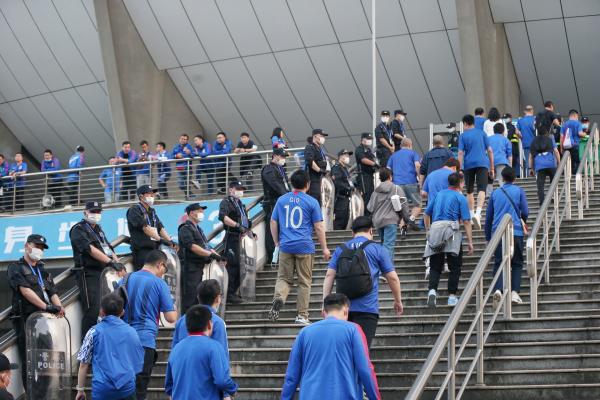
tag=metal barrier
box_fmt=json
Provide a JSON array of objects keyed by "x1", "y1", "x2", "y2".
[
  {"x1": 576, "y1": 124, "x2": 600, "y2": 219},
  {"x1": 406, "y1": 215, "x2": 514, "y2": 400}
]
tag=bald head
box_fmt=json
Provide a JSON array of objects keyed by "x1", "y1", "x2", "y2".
[
  {"x1": 432, "y1": 135, "x2": 444, "y2": 147},
  {"x1": 401, "y1": 137, "x2": 413, "y2": 149}
]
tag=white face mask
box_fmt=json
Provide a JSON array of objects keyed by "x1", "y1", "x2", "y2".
[
  {"x1": 143, "y1": 196, "x2": 155, "y2": 206},
  {"x1": 234, "y1": 190, "x2": 244, "y2": 199},
  {"x1": 583, "y1": 124, "x2": 589, "y2": 130},
  {"x1": 341, "y1": 156, "x2": 350, "y2": 165},
  {"x1": 399, "y1": 115, "x2": 405, "y2": 122},
  {"x1": 381, "y1": 117, "x2": 389, "y2": 124},
  {"x1": 319, "y1": 136, "x2": 326, "y2": 145},
  {"x1": 277, "y1": 158, "x2": 286, "y2": 166},
  {"x1": 364, "y1": 139, "x2": 373, "y2": 146},
  {"x1": 197, "y1": 213, "x2": 205, "y2": 222},
  {"x1": 85, "y1": 213, "x2": 102, "y2": 224},
  {"x1": 29, "y1": 247, "x2": 44, "y2": 262}
]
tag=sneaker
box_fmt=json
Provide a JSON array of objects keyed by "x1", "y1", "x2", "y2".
[
  {"x1": 493, "y1": 289, "x2": 502, "y2": 309},
  {"x1": 447, "y1": 295, "x2": 458, "y2": 306},
  {"x1": 511, "y1": 291, "x2": 523, "y2": 304},
  {"x1": 400, "y1": 225, "x2": 408, "y2": 237},
  {"x1": 472, "y1": 214, "x2": 482, "y2": 230},
  {"x1": 443, "y1": 263, "x2": 450, "y2": 273},
  {"x1": 226, "y1": 294, "x2": 244, "y2": 305},
  {"x1": 191, "y1": 179, "x2": 202, "y2": 190},
  {"x1": 294, "y1": 315, "x2": 310, "y2": 325},
  {"x1": 427, "y1": 289, "x2": 437, "y2": 308},
  {"x1": 267, "y1": 299, "x2": 283, "y2": 322}
]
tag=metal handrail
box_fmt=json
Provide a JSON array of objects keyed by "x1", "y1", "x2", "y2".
[
  {"x1": 575, "y1": 123, "x2": 600, "y2": 219},
  {"x1": 405, "y1": 215, "x2": 514, "y2": 400}
]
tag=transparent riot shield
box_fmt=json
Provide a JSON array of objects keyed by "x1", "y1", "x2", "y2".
[
  {"x1": 347, "y1": 189, "x2": 365, "y2": 229},
  {"x1": 99, "y1": 257, "x2": 134, "y2": 298},
  {"x1": 321, "y1": 176, "x2": 335, "y2": 231},
  {"x1": 159, "y1": 244, "x2": 180, "y2": 327},
  {"x1": 25, "y1": 312, "x2": 71, "y2": 400},
  {"x1": 203, "y1": 260, "x2": 229, "y2": 317},
  {"x1": 239, "y1": 234, "x2": 257, "y2": 301}
]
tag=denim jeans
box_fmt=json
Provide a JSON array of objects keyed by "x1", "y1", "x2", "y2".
[
  {"x1": 378, "y1": 224, "x2": 397, "y2": 262},
  {"x1": 493, "y1": 235, "x2": 524, "y2": 293},
  {"x1": 523, "y1": 148, "x2": 530, "y2": 176}
]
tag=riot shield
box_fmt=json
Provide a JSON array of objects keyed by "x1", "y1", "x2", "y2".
[
  {"x1": 347, "y1": 189, "x2": 365, "y2": 230},
  {"x1": 203, "y1": 260, "x2": 229, "y2": 317},
  {"x1": 321, "y1": 176, "x2": 335, "y2": 231},
  {"x1": 239, "y1": 234, "x2": 257, "y2": 301},
  {"x1": 25, "y1": 312, "x2": 71, "y2": 400},
  {"x1": 99, "y1": 257, "x2": 134, "y2": 298},
  {"x1": 159, "y1": 244, "x2": 180, "y2": 327}
]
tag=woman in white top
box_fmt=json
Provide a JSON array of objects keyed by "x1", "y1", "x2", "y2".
[{"x1": 483, "y1": 107, "x2": 507, "y2": 137}]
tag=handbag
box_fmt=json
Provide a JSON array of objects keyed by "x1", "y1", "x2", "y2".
[{"x1": 499, "y1": 186, "x2": 528, "y2": 235}]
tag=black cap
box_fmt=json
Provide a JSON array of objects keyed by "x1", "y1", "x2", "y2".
[
  {"x1": 394, "y1": 109, "x2": 407, "y2": 116},
  {"x1": 582, "y1": 116, "x2": 590, "y2": 122},
  {"x1": 85, "y1": 201, "x2": 102, "y2": 212},
  {"x1": 136, "y1": 185, "x2": 158, "y2": 197},
  {"x1": 361, "y1": 132, "x2": 373, "y2": 140},
  {"x1": 312, "y1": 128, "x2": 328, "y2": 136},
  {"x1": 272, "y1": 148, "x2": 287, "y2": 157},
  {"x1": 502, "y1": 113, "x2": 512, "y2": 119},
  {"x1": 185, "y1": 203, "x2": 207, "y2": 214},
  {"x1": 229, "y1": 180, "x2": 246, "y2": 190},
  {"x1": 351, "y1": 216, "x2": 373, "y2": 231},
  {"x1": 381, "y1": 110, "x2": 391, "y2": 116},
  {"x1": 76, "y1": 145, "x2": 84, "y2": 152},
  {"x1": 0, "y1": 354, "x2": 18, "y2": 372},
  {"x1": 446, "y1": 122, "x2": 456, "y2": 129},
  {"x1": 337, "y1": 149, "x2": 353, "y2": 157},
  {"x1": 27, "y1": 234, "x2": 48, "y2": 249}
]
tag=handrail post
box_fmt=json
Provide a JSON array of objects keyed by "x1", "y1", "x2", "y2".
[
  {"x1": 528, "y1": 239, "x2": 538, "y2": 319},
  {"x1": 448, "y1": 331, "x2": 456, "y2": 400},
  {"x1": 11, "y1": 182, "x2": 16, "y2": 213},
  {"x1": 225, "y1": 157, "x2": 230, "y2": 189},
  {"x1": 111, "y1": 167, "x2": 116, "y2": 203},
  {"x1": 503, "y1": 227, "x2": 513, "y2": 320},
  {"x1": 566, "y1": 158, "x2": 572, "y2": 220},
  {"x1": 554, "y1": 185, "x2": 560, "y2": 252},
  {"x1": 543, "y1": 212, "x2": 550, "y2": 284},
  {"x1": 186, "y1": 159, "x2": 191, "y2": 199},
  {"x1": 77, "y1": 171, "x2": 81, "y2": 206},
  {"x1": 476, "y1": 277, "x2": 484, "y2": 385},
  {"x1": 594, "y1": 127, "x2": 599, "y2": 175}
]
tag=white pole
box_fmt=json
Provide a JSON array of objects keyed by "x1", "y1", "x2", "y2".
[{"x1": 371, "y1": 0, "x2": 377, "y2": 151}]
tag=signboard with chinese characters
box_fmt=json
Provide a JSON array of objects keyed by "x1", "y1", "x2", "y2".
[{"x1": 0, "y1": 198, "x2": 261, "y2": 261}]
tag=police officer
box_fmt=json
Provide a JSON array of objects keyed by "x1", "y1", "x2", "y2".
[
  {"x1": 331, "y1": 149, "x2": 353, "y2": 230},
  {"x1": 261, "y1": 148, "x2": 290, "y2": 264},
  {"x1": 126, "y1": 185, "x2": 176, "y2": 270},
  {"x1": 178, "y1": 203, "x2": 221, "y2": 313},
  {"x1": 219, "y1": 181, "x2": 253, "y2": 304},
  {"x1": 355, "y1": 133, "x2": 378, "y2": 210},
  {"x1": 304, "y1": 129, "x2": 329, "y2": 205},
  {"x1": 504, "y1": 113, "x2": 521, "y2": 176},
  {"x1": 7, "y1": 234, "x2": 64, "y2": 387},
  {"x1": 391, "y1": 109, "x2": 408, "y2": 151},
  {"x1": 70, "y1": 201, "x2": 124, "y2": 339},
  {"x1": 375, "y1": 110, "x2": 394, "y2": 166}
]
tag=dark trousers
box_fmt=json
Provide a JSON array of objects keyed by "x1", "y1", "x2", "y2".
[
  {"x1": 263, "y1": 204, "x2": 275, "y2": 264},
  {"x1": 121, "y1": 170, "x2": 136, "y2": 201},
  {"x1": 78, "y1": 268, "x2": 102, "y2": 340},
  {"x1": 182, "y1": 264, "x2": 203, "y2": 313},
  {"x1": 133, "y1": 248, "x2": 155, "y2": 271},
  {"x1": 66, "y1": 181, "x2": 79, "y2": 205},
  {"x1": 333, "y1": 196, "x2": 350, "y2": 230},
  {"x1": 428, "y1": 247, "x2": 463, "y2": 295},
  {"x1": 377, "y1": 151, "x2": 391, "y2": 169},
  {"x1": 493, "y1": 235, "x2": 524, "y2": 293},
  {"x1": 536, "y1": 168, "x2": 556, "y2": 205},
  {"x1": 348, "y1": 311, "x2": 379, "y2": 350},
  {"x1": 511, "y1": 143, "x2": 520, "y2": 176},
  {"x1": 196, "y1": 167, "x2": 215, "y2": 195},
  {"x1": 566, "y1": 147, "x2": 580, "y2": 174},
  {"x1": 177, "y1": 169, "x2": 189, "y2": 194},
  {"x1": 225, "y1": 233, "x2": 241, "y2": 297},
  {"x1": 240, "y1": 161, "x2": 260, "y2": 191},
  {"x1": 48, "y1": 180, "x2": 63, "y2": 207},
  {"x1": 14, "y1": 318, "x2": 26, "y2": 388},
  {"x1": 136, "y1": 347, "x2": 157, "y2": 400},
  {"x1": 359, "y1": 173, "x2": 374, "y2": 213},
  {"x1": 216, "y1": 166, "x2": 236, "y2": 192},
  {"x1": 308, "y1": 179, "x2": 322, "y2": 206},
  {"x1": 14, "y1": 186, "x2": 24, "y2": 210}
]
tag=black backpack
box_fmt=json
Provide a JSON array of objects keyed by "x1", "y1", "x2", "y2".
[
  {"x1": 535, "y1": 111, "x2": 553, "y2": 135},
  {"x1": 335, "y1": 240, "x2": 375, "y2": 299}
]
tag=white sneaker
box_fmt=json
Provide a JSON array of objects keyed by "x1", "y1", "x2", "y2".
[
  {"x1": 447, "y1": 295, "x2": 458, "y2": 306},
  {"x1": 191, "y1": 179, "x2": 201, "y2": 190},
  {"x1": 294, "y1": 315, "x2": 310, "y2": 325},
  {"x1": 511, "y1": 291, "x2": 523, "y2": 304},
  {"x1": 427, "y1": 289, "x2": 437, "y2": 308},
  {"x1": 443, "y1": 263, "x2": 450, "y2": 273},
  {"x1": 493, "y1": 289, "x2": 502, "y2": 309},
  {"x1": 472, "y1": 214, "x2": 482, "y2": 230}
]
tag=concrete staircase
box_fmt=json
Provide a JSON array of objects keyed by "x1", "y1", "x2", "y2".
[{"x1": 138, "y1": 178, "x2": 600, "y2": 398}]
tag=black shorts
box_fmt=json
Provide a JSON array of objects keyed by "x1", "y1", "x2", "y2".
[{"x1": 464, "y1": 167, "x2": 488, "y2": 194}]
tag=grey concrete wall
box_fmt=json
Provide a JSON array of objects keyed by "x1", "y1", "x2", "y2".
[
  {"x1": 95, "y1": 0, "x2": 204, "y2": 152},
  {"x1": 0, "y1": 119, "x2": 39, "y2": 171},
  {"x1": 456, "y1": 0, "x2": 520, "y2": 116}
]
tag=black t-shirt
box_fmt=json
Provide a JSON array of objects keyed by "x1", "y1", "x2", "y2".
[
  {"x1": 236, "y1": 140, "x2": 260, "y2": 163},
  {"x1": 530, "y1": 135, "x2": 554, "y2": 157},
  {"x1": 391, "y1": 119, "x2": 405, "y2": 150},
  {"x1": 304, "y1": 143, "x2": 327, "y2": 181},
  {"x1": 375, "y1": 122, "x2": 393, "y2": 153},
  {"x1": 126, "y1": 203, "x2": 164, "y2": 251},
  {"x1": 7, "y1": 259, "x2": 57, "y2": 319},
  {"x1": 331, "y1": 164, "x2": 352, "y2": 197},
  {"x1": 0, "y1": 388, "x2": 14, "y2": 400},
  {"x1": 178, "y1": 220, "x2": 210, "y2": 266},
  {"x1": 218, "y1": 196, "x2": 251, "y2": 236},
  {"x1": 261, "y1": 163, "x2": 290, "y2": 204},
  {"x1": 355, "y1": 144, "x2": 376, "y2": 174},
  {"x1": 69, "y1": 220, "x2": 113, "y2": 270}
]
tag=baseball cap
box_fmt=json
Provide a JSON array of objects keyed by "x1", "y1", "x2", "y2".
[
  {"x1": 272, "y1": 148, "x2": 287, "y2": 157},
  {"x1": 361, "y1": 132, "x2": 373, "y2": 140},
  {"x1": 381, "y1": 110, "x2": 391, "y2": 116},
  {"x1": 76, "y1": 145, "x2": 85, "y2": 152},
  {"x1": 136, "y1": 185, "x2": 158, "y2": 197},
  {"x1": 446, "y1": 122, "x2": 457, "y2": 129},
  {"x1": 582, "y1": 116, "x2": 590, "y2": 123},
  {"x1": 394, "y1": 109, "x2": 407, "y2": 116},
  {"x1": 26, "y1": 234, "x2": 48, "y2": 249},
  {"x1": 185, "y1": 203, "x2": 207, "y2": 214},
  {"x1": 337, "y1": 149, "x2": 353, "y2": 157},
  {"x1": 85, "y1": 201, "x2": 102, "y2": 212},
  {"x1": 351, "y1": 216, "x2": 373, "y2": 232},
  {"x1": 312, "y1": 128, "x2": 328, "y2": 137},
  {"x1": 0, "y1": 354, "x2": 18, "y2": 372},
  {"x1": 229, "y1": 180, "x2": 246, "y2": 190}
]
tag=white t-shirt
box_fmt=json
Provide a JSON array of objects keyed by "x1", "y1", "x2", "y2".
[{"x1": 483, "y1": 119, "x2": 508, "y2": 137}]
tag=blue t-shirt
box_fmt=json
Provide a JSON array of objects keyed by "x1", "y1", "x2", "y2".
[
  {"x1": 425, "y1": 188, "x2": 471, "y2": 223},
  {"x1": 387, "y1": 148, "x2": 420, "y2": 185},
  {"x1": 533, "y1": 140, "x2": 557, "y2": 171},
  {"x1": 474, "y1": 116, "x2": 486, "y2": 130},
  {"x1": 8, "y1": 162, "x2": 27, "y2": 188},
  {"x1": 123, "y1": 270, "x2": 175, "y2": 349},
  {"x1": 517, "y1": 115, "x2": 536, "y2": 148},
  {"x1": 561, "y1": 119, "x2": 583, "y2": 147},
  {"x1": 458, "y1": 128, "x2": 490, "y2": 170},
  {"x1": 271, "y1": 191, "x2": 323, "y2": 254},
  {"x1": 328, "y1": 237, "x2": 394, "y2": 314},
  {"x1": 488, "y1": 134, "x2": 512, "y2": 166},
  {"x1": 485, "y1": 183, "x2": 529, "y2": 240},
  {"x1": 423, "y1": 168, "x2": 453, "y2": 204},
  {"x1": 172, "y1": 306, "x2": 228, "y2": 360},
  {"x1": 99, "y1": 168, "x2": 121, "y2": 194}
]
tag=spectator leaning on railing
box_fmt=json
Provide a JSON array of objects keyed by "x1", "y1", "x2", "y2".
[
  {"x1": 98, "y1": 157, "x2": 122, "y2": 204},
  {"x1": 154, "y1": 142, "x2": 171, "y2": 199},
  {"x1": 116, "y1": 141, "x2": 139, "y2": 201},
  {"x1": 8, "y1": 153, "x2": 27, "y2": 211},
  {"x1": 41, "y1": 149, "x2": 63, "y2": 208},
  {"x1": 0, "y1": 154, "x2": 9, "y2": 211},
  {"x1": 192, "y1": 135, "x2": 214, "y2": 195},
  {"x1": 136, "y1": 140, "x2": 152, "y2": 188},
  {"x1": 66, "y1": 145, "x2": 85, "y2": 205},
  {"x1": 213, "y1": 132, "x2": 233, "y2": 194},
  {"x1": 172, "y1": 133, "x2": 195, "y2": 197}
]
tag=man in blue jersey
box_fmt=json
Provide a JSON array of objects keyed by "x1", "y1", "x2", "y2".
[
  {"x1": 517, "y1": 105, "x2": 536, "y2": 176},
  {"x1": 66, "y1": 145, "x2": 85, "y2": 205},
  {"x1": 458, "y1": 114, "x2": 494, "y2": 230},
  {"x1": 323, "y1": 216, "x2": 404, "y2": 349},
  {"x1": 561, "y1": 109, "x2": 586, "y2": 174},
  {"x1": 76, "y1": 293, "x2": 144, "y2": 400},
  {"x1": 485, "y1": 167, "x2": 529, "y2": 307},
  {"x1": 422, "y1": 158, "x2": 459, "y2": 204},
  {"x1": 424, "y1": 172, "x2": 474, "y2": 307},
  {"x1": 281, "y1": 293, "x2": 381, "y2": 400},
  {"x1": 488, "y1": 123, "x2": 513, "y2": 186},
  {"x1": 122, "y1": 250, "x2": 177, "y2": 400},
  {"x1": 268, "y1": 170, "x2": 330, "y2": 325},
  {"x1": 165, "y1": 306, "x2": 237, "y2": 400},
  {"x1": 387, "y1": 138, "x2": 422, "y2": 222},
  {"x1": 171, "y1": 279, "x2": 228, "y2": 359},
  {"x1": 474, "y1": 107, "x2": 486, "y2": 130}
]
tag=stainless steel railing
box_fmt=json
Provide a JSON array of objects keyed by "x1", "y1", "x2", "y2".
[
  {"x1": 405, "y1": 215, "x2": 514, "y2": 400},
  {"x1": 575, "y1": 124, "x2": 600, "y2": 219}
]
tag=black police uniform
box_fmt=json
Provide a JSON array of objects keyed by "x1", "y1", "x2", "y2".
[
  {"x1": 507, "y1": 122, "x2": 521, "y2": 174},
  {"x1": 331, "y1": 162, "x2": 352, "y2": 230},
  {"x1": 355, "y1": 144, "x2": 376, "y2": 209},
  {"x1": 7, "y1": 257, "x2": 58, "y2": 386},
  {"x1": 69, "y1": 219, "x2": 115, "y2": 339},
  {"x1": 218, "y1": 195, "x2": 251, "y2": 301},
  {"x1": 304, "y1": 142, "x2": 327, "y2": 205},
  {"x1": 391, "y1": 119, "x2": 406, "y2": 151},
  {"x1": 127, "y1": 203, "x2": 164, "y2": 270},
  {"x1": 178, "y1": 219, "x2": 212, "y2": 312},
  {"x1": 375, "y1": 122, "x2": 394, "y2": 166},
  {"x1": 261, "y1": 161, "x2": 290, "y2": 263}
]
